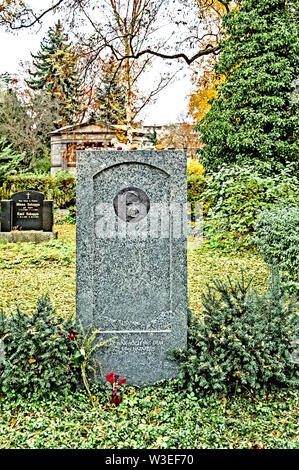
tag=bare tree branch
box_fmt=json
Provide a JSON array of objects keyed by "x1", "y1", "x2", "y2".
[
  {"x1": 5, "y1": 0, "x2": 67, "y2": 30},
  {"x1": 111, "y1": 43, "x2": 220, "y2": 65},
  {"x1": 132, "y1": 66, "x2": 182, "y2": 119},
  {"x1": 216, "y1": 0, "x2": 231, "y2": 14},
  {"x1": 1, "y1": 0, "x2": 231, "y2": 65}
]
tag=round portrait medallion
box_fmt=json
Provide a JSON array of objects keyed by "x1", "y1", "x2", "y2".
[{"x1": 113, "y1": 187, "x2": 150, "y2": 223}]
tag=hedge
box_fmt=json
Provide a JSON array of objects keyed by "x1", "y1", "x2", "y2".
[
  {"x1": 0, "y1": 173, "x2": 76, "y2": 209},
  {"x1": 1, "y1": 172, "x2": 207, "y2": 212}
]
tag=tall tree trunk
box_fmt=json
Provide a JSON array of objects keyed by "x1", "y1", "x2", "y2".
[{"x1": 124, "y1": 40, "x2": 133, "y2": 145}]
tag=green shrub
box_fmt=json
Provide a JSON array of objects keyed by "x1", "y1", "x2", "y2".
[
  {"x1": 0, "y1": 173, "x2": 76, "y2": 208},
  {"x1": 198, "y1": 0, "x2": 298, "y2": 172},
  {"x1": 33, "y1": 147, "x2": 51, "y2": 174},
  {"x1": 55, "y1": 206, "x2": 76, "y2": 225},
  {"x1": 0, "y1": 295, "x2": 115, "y2": 398},
  {"x1": 0, "y1": 137, "x2": 27, "y2": 185},
  {"x1": 204, "y1": 164, "x2": 298, "y2": 248},
  {"x1": 255, "y1": 206, "x2": 299, "y2": 295},
  {"x1": 187, "y1": 174, "x2": 209, "y2": 221},
  {"x1": 1, "y1": 167, "x2": 208, "y2": 214},
  {"x1": 0, "y1": 295, "x2": 79, "y2": 397},
  {"x1": 172, "y1": 273, "x2": 298, "y2": 394}
]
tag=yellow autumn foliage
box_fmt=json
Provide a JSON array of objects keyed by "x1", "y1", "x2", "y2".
[
  {"x1": 189, "y1": 86, "x2": 217, "y2": 123},
  {"x1": 188, "y1": 1, "x2": 237, "y2": 123},
  {"x1": 187, "y1": 159, "x2": 205, "y2": 176},
  {"x1": 189, "y1": 69, "x2": 226, "y2": 123}
]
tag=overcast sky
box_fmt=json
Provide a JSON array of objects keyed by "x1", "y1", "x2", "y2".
[{"x1": 0, "y1": 1, "x2": 193, "y2": 125}]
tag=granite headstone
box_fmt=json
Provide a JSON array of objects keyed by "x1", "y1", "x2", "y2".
[
  {"x1": 12, "y1": 190, "x2": 44, "y2": 230},
  {"x1": 1, "y1": 190, "x2": 54, "y2": 233},
  {"x1": 76, "y1": 150, "x2": 187, "y2": 386}
]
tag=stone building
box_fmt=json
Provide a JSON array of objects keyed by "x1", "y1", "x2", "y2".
[{"x1": 49, "y1": 119, "x2": 148, "y2": 175}]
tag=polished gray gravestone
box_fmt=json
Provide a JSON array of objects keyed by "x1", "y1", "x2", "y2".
[{"x1": 76, "y1": 150, "x2": 187, "y2": 386}]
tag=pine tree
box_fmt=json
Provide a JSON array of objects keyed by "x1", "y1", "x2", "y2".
[
  {"x1": 198, "y1": 0, "x2": 298, "y2": 172},
  {"x1": 95, "y1": 56, "x2": 126, "y2": 125},
  {"x1": 27, "y1": 21, "x2": 84, "y2": 126}
]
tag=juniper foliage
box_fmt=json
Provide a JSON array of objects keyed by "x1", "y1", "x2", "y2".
[
  {"x1": 172, "y1": 272, "x2": 298, "y2": 394},
  {"x1": 0, "y1": 295, "x2": 78, "y2": 397}
]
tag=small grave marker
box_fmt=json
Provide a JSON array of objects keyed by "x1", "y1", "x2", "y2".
[{"x1": 0, "y1": 190, "x2": 56, "y2": 242}]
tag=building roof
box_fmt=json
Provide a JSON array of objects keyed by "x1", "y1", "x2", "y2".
[{"x1": 49, "y1": 119, "x2": 147, "y2": 136}]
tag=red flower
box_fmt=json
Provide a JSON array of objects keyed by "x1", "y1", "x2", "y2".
[
  {"x1": 59, "y1": 331, "x2": 63, "y2": 335},
  {"x1": 117, "y1": 378, "x2": 126, "y2": 385},
  {"x1": 73, "y1": 331, "x2": 79, "y2": 336},
  {"x1": 69, "y1": 333, "x2": 75, "y2": 339},
  {"x1": 105, "y1": 372, "x2": 115, "y2": 384},
  {"x1": 117, "y1": 147, "x2": 122, "y2": 150}
]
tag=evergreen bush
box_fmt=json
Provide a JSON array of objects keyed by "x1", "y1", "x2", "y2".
[
  {"x1": 204, "y1": 163, "x2": 298, "y2": 247},
  {"x1": 255, "y1": 206, "x2": 299, "y2": 295},
  {"x1": 0, "y1": 295, "x2": 78, "y2": 397},
  {"x1": 172, "y1": 273, "x2": 298, "y2": 394},
  {"x1": 198, "y1": 0, "x2": 298, "y2": 172}
]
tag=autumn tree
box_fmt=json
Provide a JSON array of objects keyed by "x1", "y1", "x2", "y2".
[
  {"x1": 95, "y1": 56, "x2": 126, "y2": 125},
  {"x1": 1, "y1": 0, "x2": 228, "y2": 63},
  {"x1": 0, "y1": 0, "x2": 25, "y2": 26},
  {"x1": 76, "y1": 0, "x2": 181, "y2": 143},
  {"x1": 27, "y1": 21, "x2": 84, "y2": 127},
  {"x1": 0, "y1": 81, "x2": 60, "y2": 169},
  {"x1": 70, "y1": 1, "x2": 233, "y2": 139},
  {"x1": 198, "y1": 0, "x2": 298, "y2": 172},
  {"x1": 160, "y1": 120, "x2": 200, "y2": 158},
  {"x1": 0, "y1": 1, "x2": 236, "y2": 138},
  {"x1": 0, "y1": 0, "x2": 65, "y2": 29}
]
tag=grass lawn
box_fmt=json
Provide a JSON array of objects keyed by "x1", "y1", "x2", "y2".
[
  {"x1": 0, "y1": 224, "x2": 297, "y2": 449},
  {"x1": 0, "y1": 224, "x2": 269, "y2": 318}
]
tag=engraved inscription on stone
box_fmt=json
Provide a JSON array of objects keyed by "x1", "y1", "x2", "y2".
[
  {"x1": 113, "y1": 187, "x2": 150, "y2": 223},
  {"x1": 12, "y1": 191, "x2": 44, "y2": 230}
]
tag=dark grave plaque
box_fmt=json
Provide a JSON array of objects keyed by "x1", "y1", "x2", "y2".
[
  {"x1": 12, "y1": 191, "x2": 44, "y2": 231},
  {"x1": 0, "y1": 200, "x2": 13, "y2": 232}
]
